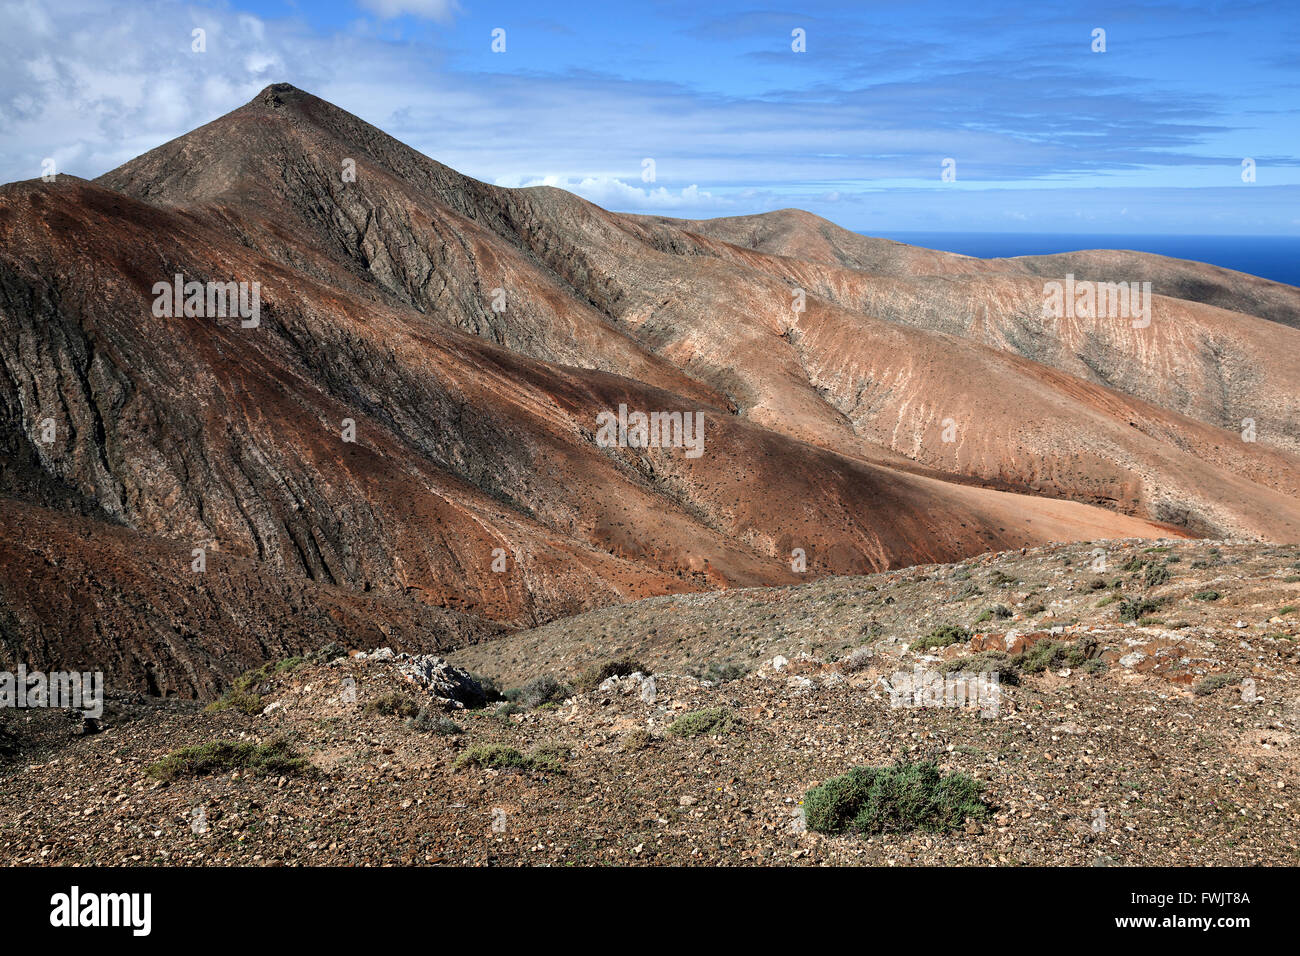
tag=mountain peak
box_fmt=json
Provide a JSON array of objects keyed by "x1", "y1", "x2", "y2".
[{"x1": 250, "y1": 82, "x2": 316, "y2": 110}]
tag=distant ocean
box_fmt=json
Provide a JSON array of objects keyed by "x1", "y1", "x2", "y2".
[{"x1": 871, "y1": 233, "x2": 1300, "y2": 288}]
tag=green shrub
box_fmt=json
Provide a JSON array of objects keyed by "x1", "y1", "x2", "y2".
[
  {"x1": 453, "y1": 743, "x2": 564, "y2": 772},
  {"x1": 1193, "y1": 673, "x2": 1238, "y2": 696},
  {"x1": 668, "y1": 707, "x2": 740, "y2": 737},
  {"x1": 972, "y1": 604, "x2": 1013, "y2": 624},
  {"x1": 909, "y1": 624, "x2": 971, "y2": 651},
  {"x1": 406, "y1": 707, "x2": 463, "y2": 735},
  {"x1": 364, "y1": 693, "x2": 420, "y2": 718},
  {"x1": 147, "y1": 738, "x2": 313, "y2": 782},
  {"x1": 1193, "y1": 590, "x2": 1221, "y2": 602},
  {"x1": 205, "y1": 689, "x2": 265, "y2": 716},
  {"x1": 527, "y1": 742, "x2": 569, "y2": 771},
  {"x1": 1278, "y1": 605, "x2": 1297, "y2": 616},
  {"x1": 1013, "y1": 638, "x2": 1096, "y2": 674},
  {"x1": 507, "y1": 675, "x2": 571, "y2": 709},
  {"x1": 1144, "y1": 561, "x2": 1170, "y2": 588},
  {"x1": 988, "y1": 570, "x2": 1018, "y2": 587},
  {"x1": 308, "y1": 643, "x2": 347, "y2": 664},
  {"x1": 938, "y1": 651, "x2": 1021, "y2": 686},
  {"x1": 1119, "y1": 597, "x2": 1162, "y2": 621},
  {"x1": 205, "y1": 656, "x2": 306, "y2": 715},
  {"x1": 574, "y1": 657, "x2": 650, "y2": 693},
  {"x1": 803, "y1": 761, "x2": 988, "y2": 835}
]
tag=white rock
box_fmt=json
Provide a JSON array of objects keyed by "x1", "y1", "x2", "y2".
[{"x1": 639, "y1": 675, "x2": 657, "y2": 704}]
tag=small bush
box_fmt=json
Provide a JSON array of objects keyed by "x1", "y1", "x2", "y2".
[
  {"x1": 1088, "y1": 578, "x2": 1108, "y2": 590},
  {"x1": 147, "y1": 738, "x2": 313, "y2": 782},
  {"x1": 693, "y1": 660, "x2": 750, "y2": 683},
  {"x1": 1013, "y1": 639, "x2": 1095, "y2": 675},
  {"x1": 528, "y1": 742, "x2": 568, "y2": 771},
  {"x1": 506, "y1": 674, "x2": 571, "y2": 709},
  {"x1": 988, "y1": 570, "x2": 1018, "y2": 587},
  {"x1": 910, "y1": 624, "x2": 971, "y2": 651},
  {"x1": 453, "y1": 743, "x2": 564, "y2": 772},
  {"x1": 938, "y1": 651, "x2": 1021, "y2": 686},
  {"x1": 973, "y1": 605, "x2": 1012, "y2": 625},
  {"x1": 1024, "y1": 603, "x2": 1047, "y2": 616},
  {"x1": 1278, "y1": 605, "x2": 1297, "y2": 616},
  {"x1": 205, "y1": 689, "x2": 265, "y2": 716},
  {"x1": 1119, "y1": 597, "x2": 1162, "y2": 621},
  {"x1": 1193, "y1": 590, "x2": 1221, "y2": 602},
  {"x1": 364, "y1": 693, "x2": 420, "y2": 718},
  {"x1": 668, "y1": 707, "x2": 739, "y2": 737},
  {"x1": 1193, "y1": 673, "x2": 1238, "y2": 696},
  {"x1": 205, "y1": 660, "x2": 306, "y2": 712},
  {"x1": 1144, "y1": 561, "x2": 1171, "y2": 588},
  {"x1": 206, "y1": 656, "x2": 306, "y2": 716},
  {"x1": 454, "y1": 744, "x2": 531, "y2": 770},
  {"x1": 840, "y1": 646, "x2": 876, "y2": 672},
  {"x1": 803, "y1": 761, "x2": 989, "y2": 835},
  {"x1": 621, "y1": 728, "x2": 656, "y2": 751},
  {"x1": 309, "y1": 643, "x2": 347, "y2": 664},
  {"x1": 574, "y1": 657, "x2": 650, "y2": 693},
  {"x1": 406, "y1": 707, "x2": 463, "y2": 735}
]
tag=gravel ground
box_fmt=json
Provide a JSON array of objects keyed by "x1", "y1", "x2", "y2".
[{"x1": 2, "y1": 539, "x2": 1296, "y2": 866}]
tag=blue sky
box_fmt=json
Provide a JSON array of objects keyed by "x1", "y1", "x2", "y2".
[{"x1": 2, "y1": 0, "x2": 1297, "y2": 233}]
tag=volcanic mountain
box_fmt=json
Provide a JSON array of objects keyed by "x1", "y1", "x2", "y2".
[{"x1": 2, "y1": 83, "x2": 1297, "y2": 695}]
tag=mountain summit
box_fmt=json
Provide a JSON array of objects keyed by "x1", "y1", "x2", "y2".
[{"x1": 2, "y1": 84, "x2": 1298, "y2": 693}]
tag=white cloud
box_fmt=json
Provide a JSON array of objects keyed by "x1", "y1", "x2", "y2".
[
  {"x1": 355, "y1": 0, "x2": 459, "y2": 21},
  {"x1": 496, "y1": 174, "x2": 730, "y2": 211},
  {"x1": 1, "y1": 0, "x2": 1295, "y2": 233}
]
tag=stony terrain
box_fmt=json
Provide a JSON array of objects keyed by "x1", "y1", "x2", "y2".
[{"x1": 2, "y1": 539, "x2": 1296, "y2": 866}]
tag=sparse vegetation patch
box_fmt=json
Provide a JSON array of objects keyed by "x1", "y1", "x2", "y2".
[
  {"x1": 147, "y1": 738, "x2": 313, "y2": 782},
  {"x1": 803, "y1": 761, "x2": 989, "y2": 835},
  {"x1": 668, "y1": 707, "x2": 740, "y2": 737}
]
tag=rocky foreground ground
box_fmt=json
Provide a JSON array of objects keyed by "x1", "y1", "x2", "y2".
[{"x1": 2, "y1": 538, "x2": 1297, "y2": 866}]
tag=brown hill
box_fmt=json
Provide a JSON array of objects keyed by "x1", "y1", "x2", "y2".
[{"x1": 3, "y1": 84, "x2": 1298, "y2": 693}]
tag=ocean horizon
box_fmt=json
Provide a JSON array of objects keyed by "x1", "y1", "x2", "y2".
[{"x1": 870, "y1": 232, "x2": 1300, "y2": 288}]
